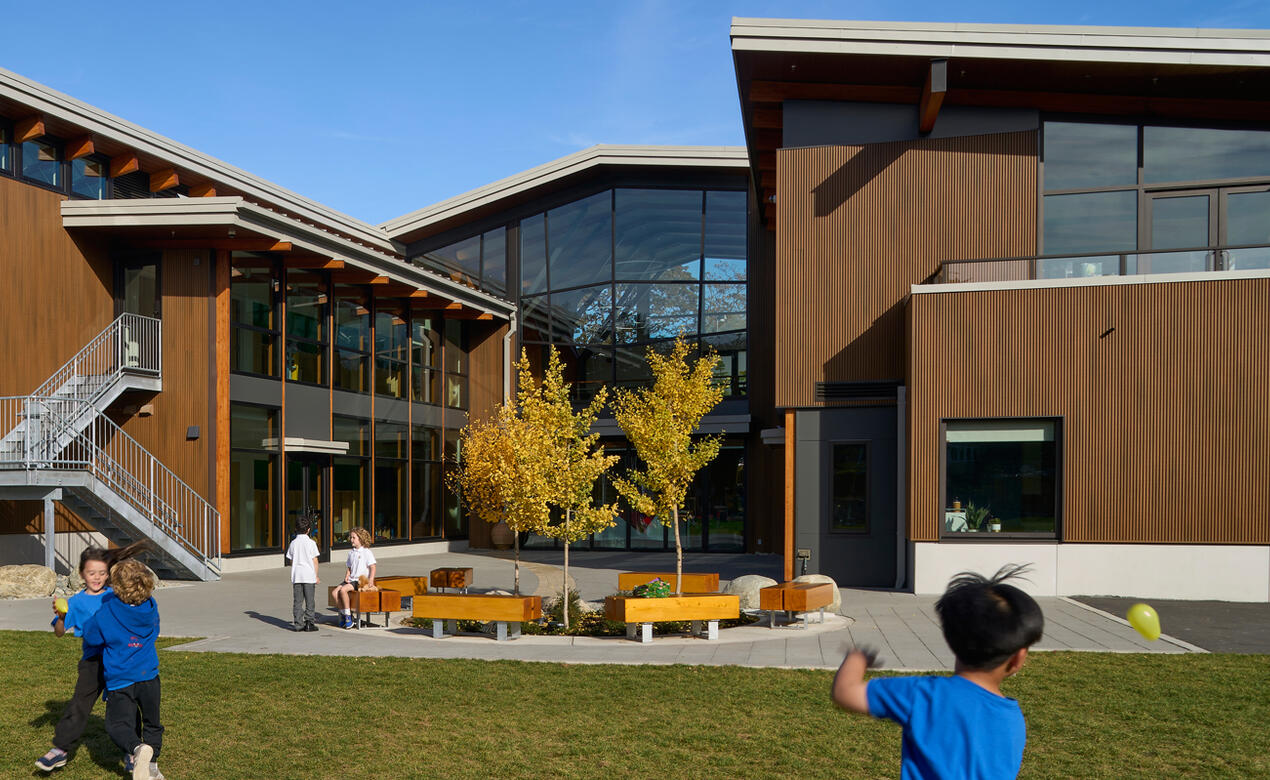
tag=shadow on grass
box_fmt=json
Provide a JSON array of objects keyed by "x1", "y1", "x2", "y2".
[{"x1": 28, "y1": 699, "x2": 126, "y2": 777}]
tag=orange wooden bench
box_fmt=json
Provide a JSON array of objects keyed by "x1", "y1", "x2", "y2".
[
  {"x1": 759, "y1": 582, "x2": 835, "y2": 628},
  {"x1": 411, "y1": 593, "x2": 542, "y2": 641},
  {"x1": 326, "y1": 587, "x2": 403, "y2": 629},
  {"x1": 604, "y1": 593, "x2": 739, "y2": 643},
  {"x1": 430, "y1": 567, "x2": 474, "y2": 592},
  {"x1": 616, "y1": 572, "x2": 720, "y2": 593}
]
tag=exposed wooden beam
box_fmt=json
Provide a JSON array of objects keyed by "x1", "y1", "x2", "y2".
[
  {"x1": 149, "y1": 168, "x2": 180, "y2": 192},
  {"x1": 137, "y1": 239, "x2": 293, "y2": 252},
  {"x1": 408, "y1": 289, "x2": 430, "y2": 299},
  {"x1": 410, "y1": 298, "x2": 461, "y2": 311},
  {"x1": 284, "y1": 256, "x2": 344, "y2": 270},
  {"x1": 110, "y1": 153, "x2": 140, "y2": 178},
  {"x1": 919, "y1": 59, "x2": 948, "y2": 134},
  {"x1": 476, "y1": 312, "x2": 494, "y2": 321},
  {"x1": 66, "y1": 135, "x2": 95, "y2": 160},
  {"x1": 329, "y1": 269, "x2": 389, "y2": 285},
  {"x1": 15, "y1": 116, "x2": 45, "y2": 142},
  {"x1": 189, "y1": 183, "x2": 218, "y2": 197}
]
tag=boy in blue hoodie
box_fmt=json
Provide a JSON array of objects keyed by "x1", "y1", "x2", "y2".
[{"x1": 81, "y1": 558, "x2": 163, "y2": 780}]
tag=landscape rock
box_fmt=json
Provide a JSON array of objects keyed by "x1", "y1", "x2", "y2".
[
  {"x1": 724, "y1": 574, "x2": 778, "y2": 610},
  {"x1": 792, "y1": 573, "x2": 842, "y2": 613},
  {"x1": 0, "y1": 564, "x2": 58, "y2": 599}
]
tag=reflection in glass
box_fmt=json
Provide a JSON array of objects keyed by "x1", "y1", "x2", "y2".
[
  {"x1": 521, "y1": 213, "x2": 547, "y2": 294},
  {"x1": 71, "y1": 156, "x2": 108, "y2": 199},
  {"x1": 412, "y1": 318, "x2": 441, "y2": 404},
  {"x1": 332, "y1": 457, "x2": 367, "y2": 545},
  {"x1": 522, "y1": 294, "x2": 550, "y2": 342},
  {"x1": 286, "y1": 271, "x2": 327, "y2": 384},
  {"x1": 1137, "y1": 250, "x2": 1210, "y2": 275},
  {"x1": 22, "y1": 139, "x2": 59, "y2": 186},
  {"x1": 411, "y1": 459, "x2": 442, "y2": 538},
  {"x1": 1225, "y1": 190, "x2": 1270, "y2": 246},
  {"x1": 702, "y1": 283, "x2": 746, "y2": 334},
  {"x1": 1145, "y1": 126, "x2": 1270, "y2": 184},
  {"x1": 231, "y1": 266, "x2": 275, "y2": 328},
  {"x1": 233, "y1": 329, "x2": 275, "y2": 375},
  {"x1": 701, "y1": 332, "x2": 746, "y2": 397},
  {"x1": 614, "y1": 283, "x2": 698, "y2": 343},
  {"x1": 615, "y1": 189, "x2": 703, "y2": 281},
  {"x1": 944, "y1": 420, "x2": 1057, "y2": 534},
  {"x1": 375, "y1": 305, "x2": 408, "y2": 397},
  {"x1": 483, "y1": 228, "x2": 506, "y2": 293},
  {"x1": 375, "y1": 459, "x2": 406, "y2": 542},
  {"x1": 334, "y1": 287, "x2": 370, "y2": 392},
  {"x1": 559, "y1": 346, "x2": 613, "y2": 403},
  {"x1": 230, "y1": 404, "x2": 278, "y2": 451},
  {"x1": 704, "y1": 190, "x2": 747, "y2": 281},
  {"x1": 1036, "y1": 255, "x2": 1120, "y2": 279},
  {"x1": 1043, "y1": 122, "x2": 1138, "y2": 191},
  {"x1": 421, "y1": 234, "x2": 480, "y2": 286},
  {"x1": 0, "y1": 126, "x2": 8, "y2": 171},
  {"x1": 702, "y1": 445, "x2": 746, "y2": 551},
  {"x1": 548, "y1": 191, "x2": 612, "y2": 289},
  {"x1": 333, "y1": 416, "x2": 369, "y2": 457},
  {"x1": 230, "y1": 452, "x2": 277, "y2": 550},
  {"x1": 1043, "y1": 191, "x2": 1137, "y2": 255},
  {"x1": 831, "y1": 444, "x2": 868, "y2": 532},
  {"x1": 550, "y1": 285, "x2": 612, "y2": 343},
  {"x1": 1151, "y1": 195, "x2": 1210, "y2": 250}
]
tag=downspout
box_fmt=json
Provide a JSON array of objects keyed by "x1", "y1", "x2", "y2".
[
  {"x1": 503, "y1": 310, "x2": 518, "y2": 403},
  {"x1": 896, "y1": 385, "x2": 908, "y2": 590}
]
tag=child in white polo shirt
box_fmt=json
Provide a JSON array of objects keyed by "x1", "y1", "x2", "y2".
[
  {"x1": 285, "y1": 514, "x2": 320, "y2": 632},
  {"x1": 332, "y1": 526, "x2": 376, "y2": 629}
]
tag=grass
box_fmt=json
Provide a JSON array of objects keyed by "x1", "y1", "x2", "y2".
[{"x1": 4, "y1": 631, "x2": 1268, "y2": 779}]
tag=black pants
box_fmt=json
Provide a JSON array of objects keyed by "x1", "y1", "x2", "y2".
[
  {"x1": 52, "y1": 656, "x2": 105, "y2": 751},
  {"x1": 104, "y1": 676, "x2": 163, "y2": 759}
]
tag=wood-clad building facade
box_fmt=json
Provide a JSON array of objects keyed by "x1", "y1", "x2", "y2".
[{"x1": 734, "y1": 19, "x2": 1270, "y2": 601}]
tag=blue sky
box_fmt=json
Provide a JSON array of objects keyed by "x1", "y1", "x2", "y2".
[{"x1": 5, "y1": 1, "x2": 1269, "y2": 225}]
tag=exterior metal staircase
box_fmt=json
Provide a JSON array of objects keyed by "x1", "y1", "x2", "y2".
[{"x1": 0, "y1": 314, "x2": 221, "y2": 580}]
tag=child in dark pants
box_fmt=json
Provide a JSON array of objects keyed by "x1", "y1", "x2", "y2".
[
  {"x1": 81, "y1": 558, "x2": 164, "y2": 780},
  {"x1": 37, "y1": 541, "x2": 148, "y2": 774},
  {"x1": 832, "y1": 564, "x2": 1045, "y2": 780}
]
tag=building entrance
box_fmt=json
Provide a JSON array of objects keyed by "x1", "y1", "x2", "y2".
[{"x1": 285, "y1": 455, "x2": 330, "y2": 563}]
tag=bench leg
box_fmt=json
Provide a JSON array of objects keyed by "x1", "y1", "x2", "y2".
[
  {"x1": 691, "y1": 620, "x2": 702, "y2": 636},
  {"x1": 768, "y1": 611, "x2": 776, "y2": 629},
  {"x1": 818, "y1": 606, "x2": 826, "y2": 624},
  {"x1": 432, "y1": 619, "x2": 445, "y2": 639},
  {"x1": 496, "y1": 622, "x2": 508, "y2": 641},
  {"x1": 706, "y1": 620, "x2": 719, "y2": 641},
  {"x1": 445, "y1": 619, "x2": 457, "y2": 635}
]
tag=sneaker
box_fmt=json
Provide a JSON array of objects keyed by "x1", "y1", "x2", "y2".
[
  {"x1": 303, "y1": 622, "x2": 319, "y2": 632},
  {"x1": 149, "y1": 762, "x2": 166, "y2": 780},
  {"x1": 131, "y1": 744, "x2": 153, "y2": 780},
  {"x1": 35, "y1": 747, "x2": 68, "y2": 771},
  {"x1": 341, "y1": 615, "x2": 354, "y2": 629}
]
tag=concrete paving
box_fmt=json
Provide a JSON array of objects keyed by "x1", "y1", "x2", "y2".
[
  {"x1": 1073, "y1": 596, "x2": 1270, "y2": 654},
  {"x1": 0, "y1": 549, "x2": 1199, "y2": 671}
]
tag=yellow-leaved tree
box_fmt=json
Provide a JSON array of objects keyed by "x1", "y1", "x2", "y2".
[
  {"x1": 524, "y1": 347, "x2": 618, "y2": 630},
  {"x1": 611, "y1": 336, "x2": 724, "y2": 596},
  {"x1": 448, "y1": 363, "x2": 555, "y2": 595}
]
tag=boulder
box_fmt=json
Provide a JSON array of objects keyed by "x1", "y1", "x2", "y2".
[
  {"x1": 0, "y1": 564, "x2": 58, "y2": 599},
  {"x1": 723, "y1": 574, "x2": 778, "y2": 610},
  {"x1": 792, "y1": 574, "x2": 842, "y2": 613}
]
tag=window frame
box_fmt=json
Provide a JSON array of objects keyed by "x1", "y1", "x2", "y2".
[
  {"x1": 229, "y1": 258, "x2": 280, "y2": 378},
  {"x1": 938, "y1": 417, "x2": 1063, "y2": 541},
  {"x1": 284, "y1": 269, "x2": 329, "y2": 387},
  {"x1": 825, "y1": 440, "x2": 870, "y2": 535},
  {"x1": 18, "y1": 135, "x2": 66, "y2": 192},
  {"x1": 228, "y1": 402, "x2": 282, "y2": 554}
]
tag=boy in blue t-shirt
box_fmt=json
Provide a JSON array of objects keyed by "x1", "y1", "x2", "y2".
[{"x1": 832, "y1": 564, "x2": 1044, "y2": 780}]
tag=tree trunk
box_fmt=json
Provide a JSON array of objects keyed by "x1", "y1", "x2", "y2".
[
  {"x1": 563, "y1": 509, "x2": 571, "y2": 631},
  {"x1": 513, "y1": 527, "x2": 521, "y2": 596},
  {"x1": 673, "y1": 506, "x2": 683, "y2": 596}
]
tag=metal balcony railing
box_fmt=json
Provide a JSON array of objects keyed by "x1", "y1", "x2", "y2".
[{"x1": 933, "y1": 243, "x2": 1270, "y2": 285}]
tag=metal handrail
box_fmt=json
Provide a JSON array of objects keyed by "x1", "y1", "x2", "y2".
[
  {"x1": 934, "y1": 242, "x2": 1270, "y2": 284},
  {"x1": 11, "y1": 396, "x2": 221, "y2": 575},
  {"x1": 32, "y1": 313, "x2": 161, "y2": 402}
]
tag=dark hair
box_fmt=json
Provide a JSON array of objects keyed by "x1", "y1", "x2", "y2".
[
  {"x1": 295, "y1": 515, "x2": 312, "y2": 535},
  {"x1": 78, "y1": 540, "x2": 152, "y2": 576},
  {"x1": 935, "y1": 563, "x2": 1044, "y2": 670}
]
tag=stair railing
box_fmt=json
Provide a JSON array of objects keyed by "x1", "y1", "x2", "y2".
[
  {"x1": 33, "y1": 396, "x2": 221, "y2": 576},
  {"x1": 32, "y1": 313, "x2": 161, "y2": 403}
]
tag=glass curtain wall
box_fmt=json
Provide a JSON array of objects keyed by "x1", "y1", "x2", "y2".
[
  {"x1": 375, "y1": 303, "x2": 408, "y2": 397},
  {"x1": 412, "y1": 316, "x2": 441, "y2": 404},
  {"x1": 332, "y1": 416, "x2": 370, "y2": 544},
  {"x1": 411, "y1": 424, "x2": 442, "y2": 538},
  {"x1": 230, "y1": 261, "x2": 278, "y2": 376},
  {"x1": 374, "y1": 420, "x2": 408, "y2": 541},
  {"x1": 229, "y1": 404, "x2": 280, "y2": 551},
  {"x1": 444, "y1": 320, "x2": 468, "y2": 409},
  {"x1": 285, "y1": 270, "x2": 327, "y2": 384},
  {"x1": 443, "y1": 428, "x2": 465, "y2": 537},
  {"x1": 334, "y1": 286, "x2": 370, "y2": 392}
]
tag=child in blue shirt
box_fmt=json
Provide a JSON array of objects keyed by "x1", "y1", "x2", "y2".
[
  {"x1": 832, "y1": 564, "x2": 1044, "y2": 780},
  {"x1": 81, "y1": 557, "x2": 164, "y2": 780},
  {"x1": 36, "y1": 541, "x2": 147, "y2": 774}
]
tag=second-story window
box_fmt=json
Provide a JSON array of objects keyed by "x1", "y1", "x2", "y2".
[
  {"x1": 444, "y1": 320, "x2": 468, "y2": 410},
  {"x1": 411, "y1": 315, "x2": 441, "y2": 404},
  {"x1": 230, "y1": 261, "x2": 278, "y2": 377},
  {"x1": 0, "y1": 123, "x2": 10, "y2": 173},
  {"x1": 21, "y1": 137, "x2": 61, "y2": 188},
  {"x1": 71, "y1": 155, "x2": 109, "y2": 199},
  {"x1": 285, "y1": 270, "x2": 328, "y2": 385},
  {"x1": 375, "y1": 302, "x2": 407, "y2": 398},
  {"x1": 334, "y1": 285, "x2": 370, "y2": 393}
]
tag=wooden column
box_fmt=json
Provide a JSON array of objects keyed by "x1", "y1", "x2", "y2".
[
  {"x1": 214, "y1": 249, "x2": 231, "y2": 554},
  {"x1": 784, "y1": 408, "x2": 795, "y2": 582}
]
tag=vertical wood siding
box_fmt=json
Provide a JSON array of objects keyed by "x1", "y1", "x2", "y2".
[
  {"x1": 908, "y1": 279, "x2": 1270, "y2": 544},
  {"x1": 464, "y1": 321, "x2": 508, "y2": 548},
  {"x1": 116, "y1": 249, "x2": 212, "y2": 497},
  {"x1": 775, "y1": 132, "x2": 1037, "y2": 408}
]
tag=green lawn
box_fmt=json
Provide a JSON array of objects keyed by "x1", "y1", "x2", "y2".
[{"x1": 5, "y1": 631, "x2": 1268, "y2": 779}]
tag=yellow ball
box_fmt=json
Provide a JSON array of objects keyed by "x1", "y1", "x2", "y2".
[{"x1": 54, "y1": 598, "x2": 68, "y2": 615}]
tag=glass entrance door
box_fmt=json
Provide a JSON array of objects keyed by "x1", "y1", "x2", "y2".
[
  {"x1": 115, "y1": 257, "x2": 161, "y2": 318},
  {"x1": 286, "y1": 455, "x2": 330, "y2": 562}
]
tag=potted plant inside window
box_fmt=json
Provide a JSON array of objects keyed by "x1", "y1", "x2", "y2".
[
  {"x1": 965, "y1": 502, "x2": 990, "y2": 532},
  {"x1": 988, "y1": 516, "x2": 1002, "y2": 532}
]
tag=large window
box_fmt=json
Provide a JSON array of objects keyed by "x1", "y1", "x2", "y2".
[
  {"x1": 230, "y1": 262, "x2": 278, "y2": 376},
  {"x1": 334, "y1": 286, "x2": 370, "y2": 392},
  {"x1": 374, "y1": 420, "x2": 408, "y2": 542},
  {"x1": 443, "y1": 428, "x2": 465, "y2": 538},
  {"x1": 411, "y1": 424, "x2": 442, "y2": 538},
  {"x1": 21, "y1": 137, "x2": 61, "y2": 188},
  {"x1": 942, "y1": 420, "x2": 1059, "y2": 537},
  {"x1": 830, "y1": 443, "x2": 868, "y2": 533},
  {"x1": 286, "y1": 270, "x2": 327, "y2": 385},
  {"x1": 1041, "y1": 120, "x2": 1270, "y2": 275},
  {"x1": 375, "y1": 303, "x2": 408, "y2": 397},
  {"x1": 518, "y1": 186, "x2": 748, "y2": 400},
  {"x1": 415, "y1": 227, "x2": 508, "y2": 295},
  {"x1": 332, "y1": 416, "x2": 370, "y2": 544},
  {"x1": 229, "y1": 404, "x2": 279, "y2": 551},
  {"x1": 444, "y1": 320, "x2": 468, "y2": 410},
  {"x1": 411, "y1": 316, "x2": 441, "y2": 404},
  {"x1": 0, "y1": 123, "x2": 9, "y2": 172},
  {"x1": 70, "y1": 155, "x2": 109, "y2": 199}
]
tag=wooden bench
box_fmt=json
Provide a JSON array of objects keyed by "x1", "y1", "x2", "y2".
[
  {"x1": 327, "y1": 587, "x2": 403, "y2": 629},
  {"x1": 411, "y1": 593, "x2": 542, "y2": 641},
  {"x1": 759, "y1": 582, "x2": 835, "y2": 629},
  {"x1": 604, "y1": 593, "x2": 739, "y2": 643},
  {"x1": 430, "y1": 567, "x2": 474, "y2": 593},
  {"x1": 616, "y1": 572, "x2": 720, "y2": 593}
]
